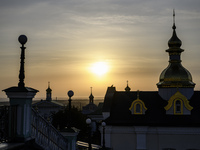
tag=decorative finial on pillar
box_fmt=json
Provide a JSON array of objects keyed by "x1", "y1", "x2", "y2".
[{"x1": 18, "y1": 35, "x2": 27, "y2": 87}]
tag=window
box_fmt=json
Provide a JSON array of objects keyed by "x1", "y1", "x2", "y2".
[
  {"x1": 134, "y1": 103, "x2": 142, "y2": 114},
  {"x1": 176, "y1": 100, "x2": 181, "y2": 113},
  {"x1": 129, "y1": 99, "x2": 147, "y2": 115},
  {"x1": 136, "y1": 104, "x2": 141, "y2": 113},
  {"x1": 174, "y1": 99, "x2": 183, "y2": 115}
]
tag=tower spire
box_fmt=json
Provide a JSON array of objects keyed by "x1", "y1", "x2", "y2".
[
  {"x1": 89, "y1": 87, "x2": 94, "y2": 104},
  {"x1": 137, "y1": 90, "x2": 140, "y2": 99},
  {"x1": 46, "y1": 82, "x2": 52, "y2": 101},
  {"x1": 173, "y1": 9, "x2": 176, "y2": 29},
  {"x1": 125, "y1": 80, "x2": 131, "y2": 92},
  {"x1": 157, "y1": 10, "x2": 195, "y2": 100}
]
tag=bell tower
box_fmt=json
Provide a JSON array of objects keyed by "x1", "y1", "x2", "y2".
[
  {"x1": 157, "y1": 10, "x2": 195, "y2": 100},
  {"x1": 46, "y1": 82, "x2": 52, "y2": 101}
]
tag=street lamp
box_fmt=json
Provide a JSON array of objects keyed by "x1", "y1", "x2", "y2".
[
  {"x1": 67, "y1": 90, "x2": 74, "y2": 128},
  {"x1": 86, "y1": 118, "x2": 92, "y2": 150},
  {"x1": 101, "y1": 122, "x2": 106, "y2": 149}
]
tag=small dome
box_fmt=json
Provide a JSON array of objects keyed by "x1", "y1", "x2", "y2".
[
  {"x1": 89, "y1": 93, "x2": 94, "y2": 99},
  {"x1": 46, "y1": 82, "x2": 52, "y2": 93},
  {"x1": 125, "y1": 85, "x2": 131, "y2": 92},
  {"x1": 46, "y1": 87, "x2": 52, "y2": 93},
  {"x1": 125, "y1": 81, "x2": 131, "y2": 92},
  {"x1": 168, "y1": 25, "x2": 182, "y2": 48}
]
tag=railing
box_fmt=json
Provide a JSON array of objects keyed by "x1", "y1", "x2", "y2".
[
  {"x1": 77, "y1": 141, "x2": 101, "y2": 150},
  {"x1": 0, "y1": 106, "x2": 9, "y2": 143},
  {"x1": 31, "y1": 108, "x2": 68, "y2": 150}
]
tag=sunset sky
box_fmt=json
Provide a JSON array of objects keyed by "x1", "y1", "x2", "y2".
[{"x1": 0, "y1": 0, "x2": 200, "y2": 100}]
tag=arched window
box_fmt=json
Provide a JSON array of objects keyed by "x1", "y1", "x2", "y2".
[
  {"x1": 174, "y1": 99, "x2": 183, "y2": 114},
  {"x1": 134, "y1": 103, "x2": 142, "y2": 114},
  {"x1": 136, "y1": 104, "x2": 141, "y2": 113},
  {"x1": 129, "y1": 99, "x2": 147, "y2": 115},
  {"x1": 176, "y1": 100, "x2": 181, "y2": 113}
]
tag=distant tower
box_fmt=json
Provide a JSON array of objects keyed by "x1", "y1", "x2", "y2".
[
  {"x1": 157, "y1": 10, "x2": 195, "y2": 100},
  {"x1": 46, "y1": 82, "x2": 52, "y2": 101},
  {"x1": 125, "y1": 80, "x2": 131, "y2": 92},
  {"x1": 89, "y1": 87, "x2": 94, "y2": 104}
]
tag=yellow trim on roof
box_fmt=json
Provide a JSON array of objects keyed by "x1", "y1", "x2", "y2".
[
  {"x1": 129, "y1": 99, "x2": 147, "y2": 113},
  {"x1": 164, "y1": 91, "x2": 193, "y2": 111}
]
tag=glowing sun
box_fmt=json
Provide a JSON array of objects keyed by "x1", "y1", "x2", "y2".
[{"x1": 90, "y1": 62, "x2": 109, "y2": 76}]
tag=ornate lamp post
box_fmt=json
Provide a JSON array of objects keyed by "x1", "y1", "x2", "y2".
[
  {"x1": 61, "y1": 90, "x2": 78, "y2": 150},
  {"x1": 67, "y1": 90, "x2": 74, "y2": 129},
  {"x1": 86, "y1": 118, "x2": 92, "y2": 150},
  {"x1": 3, "y1": 35, "x2": 38, "y2": 142},
  {"x1": 18, "y1": 35, "x2": 27, "y2": 87},
  {"x1": 101, "y1": 121, "x2": 106, "y2": 149}
]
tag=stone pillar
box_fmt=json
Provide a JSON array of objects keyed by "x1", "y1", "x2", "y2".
[
  {"x1": 3, "y1": 87, "x2": 38, "y2": 142},
  {"x1": 135, "y1": 126, "x2": 148, "y2": 150},
  {"x1": 3, "y1": 35, "x2": 38, "y2": 142},
  {"x1": 60, "y1": 127, "x2": 79, "y2": 150}
]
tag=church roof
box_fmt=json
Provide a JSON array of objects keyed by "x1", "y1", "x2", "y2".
[
  {"x1": 105, "y1": 90, "x2": 200, "y2": 126},
  {"x1": 89, "y1": 102, "x2": 104, "y2": 115},
  {"x1": 82, "y1": 103, "x2": 98, "y2": 115},
  {"x1": 103, "y1": 11, "x2": 200, "y2": 127}
]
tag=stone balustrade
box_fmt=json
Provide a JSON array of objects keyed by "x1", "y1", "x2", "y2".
[{"x1": 32, "y1": 108, "x2": 68, "y2": 150}]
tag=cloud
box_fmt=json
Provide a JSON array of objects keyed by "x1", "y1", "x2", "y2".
[{"x1": 0, "y1": 0, "x2": 200, "y2": 97}]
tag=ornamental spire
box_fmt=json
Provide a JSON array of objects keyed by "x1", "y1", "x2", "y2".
[
  {"x1": 137, "y1": 90, "x2": 140, "y2": 99},
  {"x1": 167, "y1": 9, "x2": 182, "y2": 49},
  {"x1": 173, "y1": 9, "x2": 176, "y2": 29},
  {"x1": 46, "y1": 82, "x2": 52, "y2": 101},
  {"x1": 89, "y1": 87, "x2": 94, "y2": 103},
  {"x1": 125, "y1": 80, "x2": 131, "y2": 92},
  {"x1": 157, "y1": 10, "x2": 195, "y2": 100}
]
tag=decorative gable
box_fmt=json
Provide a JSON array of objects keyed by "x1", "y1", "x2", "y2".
[
  {"x1": 165, "y1": 91, "x2": 193, "y2": 115},
  {"x1": 129, "y1": 91, "x2": 147, "y2": 115}
]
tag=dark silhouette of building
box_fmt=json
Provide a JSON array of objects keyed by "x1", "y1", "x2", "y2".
[
  {"x1": 82, "y1": 87, "x2": 98, "y2": 115},
  {"x1": 32, "y1": 82, "x2": 64, "y2": 120},
  {"x1": 101, "y1": 11, "x2": 200, "y2": 150}
]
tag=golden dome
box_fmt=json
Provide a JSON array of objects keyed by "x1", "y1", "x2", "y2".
[
  {"x1": 157, "y1": 63, "x2": 195, "y2": 88},
  {"x1": 157, "y1": 12, "x2": 195, "y2": 88}
]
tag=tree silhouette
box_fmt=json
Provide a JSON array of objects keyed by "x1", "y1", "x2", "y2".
[{"x1": 52, "y1": 106, "x2": 88, "y2": 141}]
